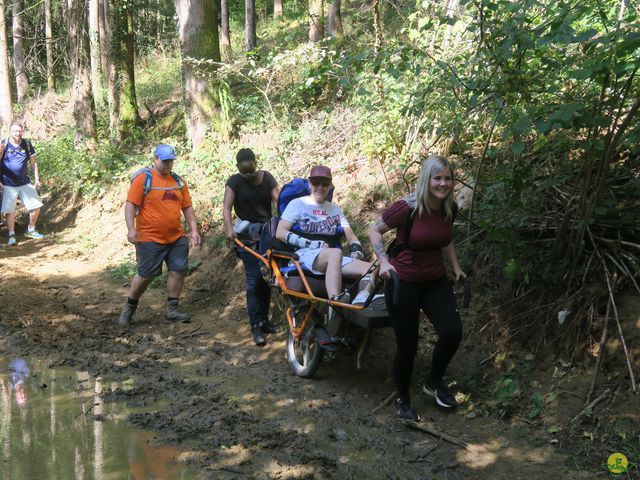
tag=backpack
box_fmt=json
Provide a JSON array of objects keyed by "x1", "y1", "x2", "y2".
[
  {"x1": 0, "y1": 138, "x2": 34, "y2": 161},
  {"x1": 130, "y1": 167, "x2": 184, "y2": 200},
  {"x1": 0, "y1": 138, "x2": 35, "y2": 185},
  {"x1": 386, "y1": 208, "x2": 416, "y2": 258},
  {"x1": 274, "y1": 178, "x2": 343, "y2": 248},
  {"x1": 386, "y1": 202, "x2": 458, "y2": 258}
]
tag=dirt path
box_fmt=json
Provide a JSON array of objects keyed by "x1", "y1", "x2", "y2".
[{"x1": 0, "y1": 204, "x2": 616, "y2": 479}]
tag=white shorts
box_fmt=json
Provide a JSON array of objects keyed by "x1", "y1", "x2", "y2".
[
  {"x1": 294, "y1": 247, "x2": 355, "y2": 275},
  {"x1": 1, "y1": 184, "x2": 43, "y2": 214}
]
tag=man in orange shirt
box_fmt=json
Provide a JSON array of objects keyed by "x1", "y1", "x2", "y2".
[{"x1": 118, "y1": 144, "x2": 201, "y2": 326}]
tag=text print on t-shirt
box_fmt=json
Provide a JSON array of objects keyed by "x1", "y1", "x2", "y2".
[
  {"x1": 162, "y1": 190, "x2": 180, "y2": 201},
  {"x1": 298, "y1": 213, "x2": 341, "y2": 234}
]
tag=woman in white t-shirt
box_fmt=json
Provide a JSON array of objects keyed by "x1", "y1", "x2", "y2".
[{"x1": 276, "y1": 165, "x2": 374, "y2": 304}]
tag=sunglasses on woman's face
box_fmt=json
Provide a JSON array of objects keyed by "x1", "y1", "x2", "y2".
[{"x1": 310, "y1": 178, "x2": 331, "y2": 187}]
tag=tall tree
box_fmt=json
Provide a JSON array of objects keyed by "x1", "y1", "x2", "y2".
[
  {"x1": 155, "y1": 0, "x2": 163, "y2": 44},
  {"x1": 220, "y1": 0, "x2": 231, "y2": 60},
  {"x1": 12, "y1": 0, "x2": 29, "y2": 102},
  {"x1": 45, "y1": 0, "x2": 56, "y2": 91},
  {"x1": 309, "y1": 0, "x2": 323, "y2": 42},
  {"x1": 89, "y1": 0, "x2": 105, "y2": 109},
  {"x1": 68, "y1": 0, "x2": 97, "y2": 148},
  {"x1": 0, "y1": 0, "x2": 13, "y2": 126},
  {"x1": 98, "y1": 0, "x2": 109, "y2": 77},
  {"x1": 245, "y1": 0, "x2": 256, "y2": 51},
  {"x1": 103, "y1": 0, "x2": 119, "y2": 141},
  {"x1": 273, "y1": 0, "x2": 283, "y2": 19},
  {"x1": 327, "y1": 0, "x2": 343, "y2": 42},
  {"x1": 117, "y1": 3, "x2": 140, "y2": 138},
  {"x1": 175, "y1": 0, "x2": 222, "y2": 149}
]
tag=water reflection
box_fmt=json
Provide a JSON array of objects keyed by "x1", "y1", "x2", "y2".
[{"x1": 0, "y1": 357, "x2": 198, "y2": 480}]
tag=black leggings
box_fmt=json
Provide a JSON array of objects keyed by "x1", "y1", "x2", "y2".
[{"x1": 385, "y1": 275, "x2": 462, "y2": 403}]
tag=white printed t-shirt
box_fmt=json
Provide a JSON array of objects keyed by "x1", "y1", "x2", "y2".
[
  {"x1": 281, "y1": 196, "x2": 350, "y2": 235},
  {"x1": 280, "y1": 196, "x2": 353, "y2": 273}
]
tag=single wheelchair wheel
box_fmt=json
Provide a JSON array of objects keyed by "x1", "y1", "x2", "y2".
[{"x1": 286, "y1": 310, "x2": 324, "y2": 378}]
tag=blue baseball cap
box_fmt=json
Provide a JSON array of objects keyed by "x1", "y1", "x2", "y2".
[{"x1": 154, "y1": 144, "x2": 176, "y2": 161}]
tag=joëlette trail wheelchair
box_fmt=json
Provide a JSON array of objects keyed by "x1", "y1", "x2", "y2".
[{"x1": 234, "y1": 236, "x2": 394, "y2": 378}]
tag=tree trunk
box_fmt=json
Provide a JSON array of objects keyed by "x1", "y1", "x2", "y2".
[
  {"x1": 45, "y1": 0, "x2": 56, "y2": 91},
  {"x1": 0, "y1": 0, "x2": 13, "y2": 126},
  {"x1": 68, "y1": 0, "x2": 97, "y2": 149},
  {"x1": 309, "y1": 0, "x2": 324, "y2": 42},
  {"x1": 220, "y1": 0, "x2": 231, "y2": 60},
  {"x1": 273, "y1": 0, "x2": 283, "y2": 19},
  {"x1": 104, "y1": 0, "x2": 119, "y2": 142},
  {"x1": 118, "y1": 7, "x2": 140, "y2": 139},
  {"x1": 98, "y1": 0, "x2": 109, "y2": 78},
  {"x1": 156, "y1": 0, "x2": 163, "y2": 44},
  {"x1": 175, "y1": 0, "x2": 222, "y2": 150},
  {"x1": 245, "y1": 0, "x2": 256, "y2": 51},
  {"x1": 327, "y1": 0, "x2": 343, "y2": 42},
  {"x1": 12, "y1": 0, "x2": 29, "y2": 102},
  {"x1": 89, "y1": 0, "x2": 105, "y2": 110}
]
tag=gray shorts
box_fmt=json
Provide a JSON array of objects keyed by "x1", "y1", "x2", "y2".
[
  {"x1": 1, "y1": 184, "x2": 43, "y2": 214},
  {"x1": 135, "y1": 236, "x2": 189, "y2": 278}
]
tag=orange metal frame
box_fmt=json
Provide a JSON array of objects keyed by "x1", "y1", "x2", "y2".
[{"x1": 234, "y1": 238, "x2": 368, "y2": 337}]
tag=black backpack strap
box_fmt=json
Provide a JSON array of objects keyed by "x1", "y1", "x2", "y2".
[{"x1": 402, "y1": 207, "x2": 416, "y2": 249}]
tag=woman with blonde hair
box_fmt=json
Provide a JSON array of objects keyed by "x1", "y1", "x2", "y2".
[{"x1": 369, "y1": 155, "x2": 466, "y2": 421}]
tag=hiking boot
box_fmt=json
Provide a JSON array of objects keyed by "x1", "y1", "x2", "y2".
[
  {"x1": 165, "y1": 300, "x2": 191, "y2": 323},
  {"x1": 252, "y1": 326, "x2": 266, "y2": 346},
  {"x1": 395, "y1": 398, "x2": 421, "y2": 422},
  {"x1": 118, "y1": 302, "x2": 137, "y2": 326},
  {"x1": 7, "y1": 234, "x2": 17, "y2": 246},
  {"x1": 260, "y1": 320, "x2": 281, "y2": 334},
  {"x1": 423, "y1": 378, "x2": 458, "y2": 408},
  {"x1": 24, "y1": 229, "x2": 44, "y2": 239}
]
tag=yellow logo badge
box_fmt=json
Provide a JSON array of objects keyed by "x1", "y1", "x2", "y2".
[{"x1": 607, "y1": 453, "x2": 629, "y2": 475}]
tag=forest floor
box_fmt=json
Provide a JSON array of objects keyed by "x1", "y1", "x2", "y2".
[{"x1": 0, "y1": 185, "x2": 637, "y2": 479}]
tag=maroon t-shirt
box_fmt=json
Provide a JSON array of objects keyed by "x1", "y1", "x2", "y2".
[{"x1": 382, "y1": 200, "x2": 453, "y2": 282}]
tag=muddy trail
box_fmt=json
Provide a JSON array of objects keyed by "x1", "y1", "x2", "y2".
[{"x1": 0, "y1": 196, "x2": 633, "y2": 479}]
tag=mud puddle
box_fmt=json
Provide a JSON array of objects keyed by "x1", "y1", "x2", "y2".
[{"x1": 0, "y1": 356, "x2": 199, "y2": 480}]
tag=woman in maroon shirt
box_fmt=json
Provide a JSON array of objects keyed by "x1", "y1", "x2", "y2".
[{"x1": 369, "y1": 156, "x2": 466, "y2": 422}]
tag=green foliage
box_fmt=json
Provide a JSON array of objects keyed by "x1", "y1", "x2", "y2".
[
  {"x1": 107, "y1": 252, "x2": 162, "y2": 288},
  {"x1": 528, "y1": 391, "x2": 557, "y2": 419},
  {"x1": 136, "y1": 55, "x2": 182, "y2": 107},
  {"x1": 38, "y1": 132, "x2": 140, "y2": 199},
  {"x1": 492, "y1": 376, "x2": 521, "y2": 413}
]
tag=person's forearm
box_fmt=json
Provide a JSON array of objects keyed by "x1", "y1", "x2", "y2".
[
  {"x1": 442, "y1": 242, "x2": 461, "y2": 270},
  {"x1": 222, "y1": 207, "x2": 233, "y2": 232},
  {"x1": 183, "y1": 206, "x2": 199, "y2": 234},
  {"x1": 31, "y1": 158, "x2": 39, "y2": 183},
  {"x1": 344, "y1": 229, "x2": 360, "y2": 246},
  {"x1": 369, "y1": 226, "x2": 389, "y2": 265},
  {"x1": 124, "y1": 202, "x2": 137, "y2": 231}
]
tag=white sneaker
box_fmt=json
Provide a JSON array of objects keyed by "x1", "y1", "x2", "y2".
[
  {"x1": 7, "y1": 235, "x2": 17, "y2": 246},
  {"x1": 353, "y1": 292, "x2": 385, "y2": 308},
  {"x1": 352, "y1": 290, "x2": 370, "y2": 306}
]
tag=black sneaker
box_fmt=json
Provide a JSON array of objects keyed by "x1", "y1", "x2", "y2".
[
  {"x1": 423, "y1": 379, "x2": 458, "y2": 408},
  {"x1": 260, "y1": 320, "x2": 281, "y2": 334},
  {"x1": 394, "y1": 398, "x2": 421, "y2": 422},
  {"x1": 252, "y1": 327, "x2": 266, "y2": 346}
]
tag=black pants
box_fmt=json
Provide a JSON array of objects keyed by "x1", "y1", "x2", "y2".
[{"x1": 385, "y1": 275, "x2": 462, "y2": 403}]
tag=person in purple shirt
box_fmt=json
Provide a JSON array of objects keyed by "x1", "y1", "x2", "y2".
[
  {"x1": 0, "y1": 122, "x2": 44, "y2": 245},
  {"x1": 369, "y1": 155, "x2": 466, "y2": 422}
]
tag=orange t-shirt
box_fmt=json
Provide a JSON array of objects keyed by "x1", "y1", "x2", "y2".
[{"x1": 126, "y1": 169, "x2": 192, "y2": 244}]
